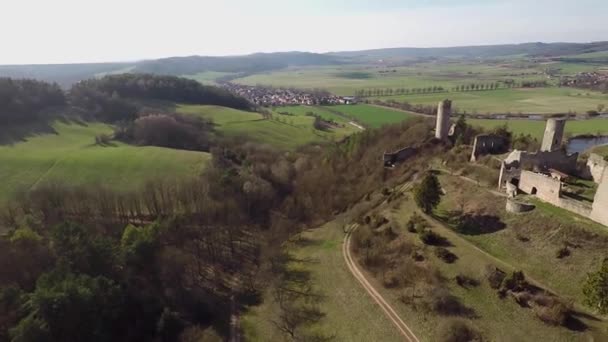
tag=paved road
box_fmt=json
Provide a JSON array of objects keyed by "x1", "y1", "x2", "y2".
[{"x1": 343, "y1": 223, "x2": 420, "y2": 342}]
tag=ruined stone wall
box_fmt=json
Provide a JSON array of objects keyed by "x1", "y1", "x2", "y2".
[
  {"x1": 504, "y1": 149, "x2": 578, "y2": 174},
  {"x1": 435, "y1": 100, "x2": 451, "y2": 140},
  {"x1": 519, "y1": 170, "x2": 562, "y2": 203},
  {"x1": 591, "y1": 172, "x2": 608, "y2": 226},
  {"x1": 506, "y1": 198, "x2": 535, "y2": 213},
  {"x1": 541, "y1": 118, "x2": 566, "y2": 152},
  {"x1": 470, "y1": 134, "x2": 508, "y2": 162},
  {"x1": 586, "y1": 153, "x2": 608, "y2": 183}
]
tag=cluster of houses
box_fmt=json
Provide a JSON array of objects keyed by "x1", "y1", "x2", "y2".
[
  {"x1": 560, "y1": 71, "x2": 608, "y2": 88},
  {"x1": 221, "y1": 83, "x2": 356, "y2": 106}
]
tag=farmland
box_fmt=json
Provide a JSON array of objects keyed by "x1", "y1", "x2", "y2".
[
  {"x1": 468, "y1": 117, "x2": 608, "y2": 140},
  {"x1": 231, "y1": 63, "x2": 554, "y2": 96},
  {"x1": 328, "y1": 104, "x2": 415, "y2": 128},
  {"x1": 0, "y1": 121, "x2": 209, "y2": 202},
  {"x1": 375, "y1": 87, "x2": 608, "y2": 115},
  {"x1": 176, "y1": 104, "x2": 360, "y2": 149}
]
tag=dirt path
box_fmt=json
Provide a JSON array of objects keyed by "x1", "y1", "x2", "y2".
[
  {"x1": 343, "y1": 224, "x2": 420, "y2": 342},
  {"x1": 349, "y1": 121, "x2": 365, "y2": 130}
]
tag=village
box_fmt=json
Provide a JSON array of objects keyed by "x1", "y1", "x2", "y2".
[{"x1": 221, "y1": 82, "x2": 356, "y2": 106}]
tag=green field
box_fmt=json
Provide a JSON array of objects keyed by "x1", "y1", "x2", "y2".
[
  {"x1": 328, "y1": 104, "x2": 415, "y2": 128},
  {"x1": 231, "y1": 63, "x2": 552, "y2": 96},
  {"x1": 377, "y1": 87, "x2": 608, "y2": 115},
  {"x1": 0, "y1": 121, "x2": 208, "y2": 201},
  {"x1": 184, "y1": 71, "x2": 237, "y2": 85},
  {"x1": 467, "y1": 117, "x2": 608, "y2": 140},
  {"x1": 177, "y1": 104, "x2": 359, "y2": 149}
]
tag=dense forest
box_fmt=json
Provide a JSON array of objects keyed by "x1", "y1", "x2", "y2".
[
  {"x1": 0, "y1": 78, "x2": 65, "y2": 124},
  {"x1": 0, "y1": 74, "x2": 251, "y2": 125}
]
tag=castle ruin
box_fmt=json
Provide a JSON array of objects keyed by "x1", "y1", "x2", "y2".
[
  {"x1": 435, "y1": 100, "x2": 451, "y2": 140},
  {"x1": 499, "y1": 118, "x2": 608, "y2": 227},
  {"x1": 540, "y1": 118, "x2": 566, "y2": 152}
]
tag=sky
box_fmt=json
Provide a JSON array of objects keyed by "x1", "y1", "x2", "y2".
[{"x1": 2, "y1": 0, "x2": 607, "y2": 64}]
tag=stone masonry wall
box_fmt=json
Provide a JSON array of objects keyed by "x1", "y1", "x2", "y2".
[
  {"x1": 519, "y1": 170, "x2": 562, "y2": 203},
  {"x1": 591, "y1": 172, "x2": 608, "y2": 226},
  {"x1": 586, "y1": 153, "x2": 608, "y2": 183},
  {"x1": 470, "y1": 134, "x2": 508, "y2": 162}
]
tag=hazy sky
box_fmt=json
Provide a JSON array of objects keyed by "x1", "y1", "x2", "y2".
[{"x1": 2, "y1": 0, "x2": 607, "y2": 64}]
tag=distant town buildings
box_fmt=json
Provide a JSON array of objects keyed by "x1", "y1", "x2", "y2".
[{"x1": 221, "y1": 83, "x2": 356, "y2": 107}]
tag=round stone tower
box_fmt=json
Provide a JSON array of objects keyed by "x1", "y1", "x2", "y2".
[
  {"x1": 435, "y1": 99, "x2": 452, "y2": 140},
  {"x1": 540, "y1": 118, "x2": 566, "y2": 152}
]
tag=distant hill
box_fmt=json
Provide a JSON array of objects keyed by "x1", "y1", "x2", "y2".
[
  {"x1": 0, "y1": 63, "x2": 132, "y2": 87},
  {"x1": 2, "y1": 42, "x2": 608, "y2": 86},
  {"x1": 132, "y1": 51, "x2": 344, "y2": 75},
  {"x1": 329, "y1": 41, "x2": 608, "y2": 60}
]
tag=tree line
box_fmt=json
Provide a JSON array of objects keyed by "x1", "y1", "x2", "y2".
[
  {"x1": 354, "y1": 80, "x2": 549, "y2": 98},
  {"x1": 0, "y1": 74, "x2": 252, "y2": 125},
  {"x1": 0, "y1": 78, "x2": 65, "y2": 124}
]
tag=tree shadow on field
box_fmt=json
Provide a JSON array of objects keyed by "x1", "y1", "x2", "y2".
[
  {"x1": 451, "y1": 213, "x2": 506, "y2": 235},
  {"x1": 0, "y1": 120, "x2": 58, "y2": 145}
]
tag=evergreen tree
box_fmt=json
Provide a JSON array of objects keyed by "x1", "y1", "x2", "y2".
[
  {"x1": 583, "y1": 258, "x2": 608, "y2": 314},
  {"x1": 414, "y1": 172, "x2": 442, "y2": 214}
]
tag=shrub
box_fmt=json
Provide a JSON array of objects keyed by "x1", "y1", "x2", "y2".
[
  {"x1": 485, "y1": 266, "x2": 506, "y2": 289},
  {"x1": 425, "y1": 288, "x2": 474, "y2": 317},
  {"x1": 532, "y1": 296, "x2": 571, "y2": 326},
  {"x1": 406, "y1": 220, "x2": 417, "y2": 233},
  {"x1": 94, "y1": 134, "x2": 112, "y2": 146},
  {"x1": 436, "y1": 319, "x2": 482, "y2": 342},
  {"x1": 556, "y1": 246, "x2": 570, "y2": 259},
  {"x1": 435, "y1": 247, "x2": 458, "y2": 263},
  {"x1": 455, "y1": 274, "x2": 479, "y2": 288},
  {"x1": 420, "y1": 229, "x2": 449, "y2": 246},
  {"x1": 501, "y1": 271, "x2": 527, "y2": 292}
]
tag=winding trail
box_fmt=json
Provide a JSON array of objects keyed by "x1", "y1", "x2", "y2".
[{"x1": 343, "y1": 223, "x2": 420, "y2": 342}]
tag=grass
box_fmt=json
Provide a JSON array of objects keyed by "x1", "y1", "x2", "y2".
[
  {"x1": 592, "y1": 145, "x2": 608, "y2": 157},
  {"x1": 176, "y1": 104, "x2": 359, "y2": 149},
  {"x1": 183, "y1": 71, "x2": 237, "y2": 85},
  {"x1": 241, "y1": 220, "x2": 405, "y2": 342},
  {"x1": 387, "y1": 199, "x2": 597, "y2": 341},
  {"x1": 436, "y1": 173, "x2": 608, "y2": 307},
  {"x1": 467, "y1": 117, "x2": 608, "y2": 140},
  {"x1": 329, "y1": 104, "x2": 414, "y2": 128},
  {"x1": 376, "y1": 87, "x2": 608, "y2": 115},
  {"x1": 0, "y1": 121, "x2": 209, "y2": 201}
]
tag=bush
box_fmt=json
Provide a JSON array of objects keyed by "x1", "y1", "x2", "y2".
[
  {"x1": 425, "y1": 288, "x2": 474, "y2": 317},
  {"x1": 556, "y1": 246, "x2": 570, "y2": 259},
  {"x1": 501, "y1": 271, "x2": 527, "y2": 292},
  {"x1": 420, "y1": 229, "x2": 449, "y2": 246},
  {"x1": 436, "y1": 319, "x2": 482, "y2": 342},
  {"x1": 485, "y1": 266, "x2": 506, "y2": 289},
  {"x1": 532, "y1": 296, "x2": 571, "y2": 326},
  {"x1": 94, "y1": 134, "x2": 112, "y2": 146},
  {"x1": 435, "y1": 247, "x2": 458, "y2": 263},
  {"x1": 455, "y1": 274, "x2": 479, "y2": 288}
]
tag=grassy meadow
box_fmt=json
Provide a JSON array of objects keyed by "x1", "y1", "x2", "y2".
[
  {"x1": 0, "y1": 121, "x2": 209, "y2": 201},
  {"x1": 467, "y1": 117, "x2": 608, "y2": 140},
  {"x1": 376, "y1": 87, "x2": 608, "y2": 115},
  {"x1": 176, "y1": 104, "x2": 359, "y2": 149},
  {"x1": 329, "y1": 104, "x2": 415, "y2": 128}
]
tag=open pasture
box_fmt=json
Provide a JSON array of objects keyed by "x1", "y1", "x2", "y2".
[{"x1": 0, "y1": 121, "x2": 208, "y2": 201}]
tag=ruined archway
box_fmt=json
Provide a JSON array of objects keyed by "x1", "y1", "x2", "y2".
[{"x1": 531, "y1": 187, "x2": 538, "y2": 195}]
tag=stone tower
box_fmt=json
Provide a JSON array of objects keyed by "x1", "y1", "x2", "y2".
[
  {"x1": 435, "y1": 99, "x2": 451, "y2": 140},
  {"x1": 540, "y1": 118, "x2": 566, "y2": 152}
]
